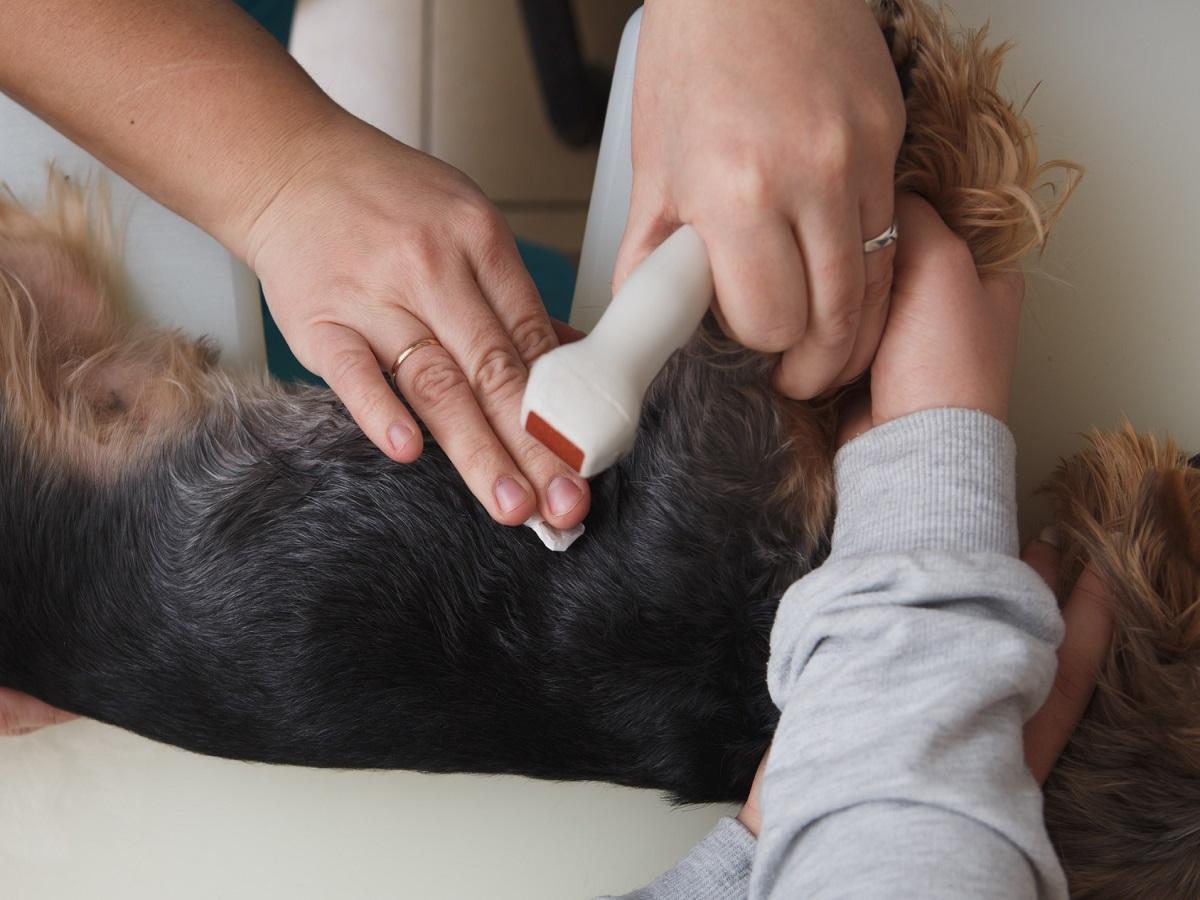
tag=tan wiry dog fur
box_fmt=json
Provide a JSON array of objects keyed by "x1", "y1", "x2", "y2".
[{"x1": 1042, "y1": 429, "x2": 1200, "y2": 898}]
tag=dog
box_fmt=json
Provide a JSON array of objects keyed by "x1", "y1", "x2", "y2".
[{"x1": 5, "y1": 2, "x2": 1193, "y2": 897}]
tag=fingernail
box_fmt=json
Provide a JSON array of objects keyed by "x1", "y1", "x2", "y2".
[
  {"x1": 388, "y1": 422, "x2": 416, "y2": 454},
  {"x1": 1038, "y1": 525, "x2": 1062, "y2": 549},
  {"x1": 495, "y1": 476, "x2": 529, "y2": 514},
  {"x1": 548, "y1": 476, "x2": 583, "y2": 517}
]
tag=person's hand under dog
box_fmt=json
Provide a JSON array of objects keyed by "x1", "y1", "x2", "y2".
[{"x1": 0, "y1": 687, "x2": 76, "y2": 737}]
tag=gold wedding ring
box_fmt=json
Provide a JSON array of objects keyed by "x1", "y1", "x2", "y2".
[{"x1": 389, "y1": 338, "x2": 441, "y2": 383}]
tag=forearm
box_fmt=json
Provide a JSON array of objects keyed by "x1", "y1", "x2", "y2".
[
  {"x1": 751, "y1": 409, "x2": 1068, "y2": 899},
  {"x1": 0, "y1": 0, "x2": 346, "y2": 256}
]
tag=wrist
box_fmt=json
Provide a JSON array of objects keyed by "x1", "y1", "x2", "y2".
[
  {"x1": 218, "y1": 103, "x2": 357, "y2": 265},
  {"x1": 831, "y1": 408, "x2": 1020, "y2": 559}
]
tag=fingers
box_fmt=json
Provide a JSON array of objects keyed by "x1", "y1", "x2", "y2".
[
  {"x1": 383, "y1": 310, "x2": 537, "y2": 525},
  {"x1": 771, "y1": 201, "x2": 866, "y2": 398},
  {"x1": 736, "y1": 747, "x2": 770, "y2": 839},
  {"x1": 705, "y1": 210, "x2": 810, "y2": 354},
  {"x1": 468, "y1": 218, "x2": 561, "y2": 368},
  {"x1": 891, "y1": 193, "x2": 953, "y2": 265},
  {"x1": 467, "y1": 221, "x2": 592, "y2": 527},
  {"x1": 1021, "y1": 540, "x2": 1115, "y2": 785},
  {"x1": 828, "y1": 194, "x2": 898, "y2": 388},
  {"x1": 311, "y1": 322, "x2": 424, "y2": 464},
  {"x1": 820, "y1": 245, "x2": 893, "y2": 392},
  {"x1": 402, "y1": 282, "x2": 590, "y2": 528}
]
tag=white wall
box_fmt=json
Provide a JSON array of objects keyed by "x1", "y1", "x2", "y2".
[
  {"x1": 3, "y1": 2, "x2": 1199, "y2": 898},
  {"x1": 943, "y1": 0, "x2": 1200, "y2": 532}
]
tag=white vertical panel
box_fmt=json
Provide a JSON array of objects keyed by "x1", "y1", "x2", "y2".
[{"x1": 290, "y1": 0, "x2": 426, "y2": 148}]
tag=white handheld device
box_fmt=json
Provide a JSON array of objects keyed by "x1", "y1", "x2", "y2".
[{"x1": 520, "y1": 225, "x2": 713, "y2": 478}]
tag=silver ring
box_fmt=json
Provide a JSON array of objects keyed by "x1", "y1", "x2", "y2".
[{"x1": 863, "y1": 219, "x2": 898, "y2": 254}]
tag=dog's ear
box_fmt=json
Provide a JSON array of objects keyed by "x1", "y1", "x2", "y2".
[
  {"x1": 0, "y1": 171, "x2": 121, "y2": 350},
  {"x1": 873, "y1": 0, "x2": 1083, "y2": 274},
  {"x1": 0, "y1": 172, "x2": 215, "y2": 472},
  {"x1": 1159, "y1": 466, "x2": 1200, "y2": 576}
]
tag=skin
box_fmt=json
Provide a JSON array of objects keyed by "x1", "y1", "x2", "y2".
[
  {"x1": 738, "y1": 195, "x2": 1116, "y2": 835},
  {"x1": 0, "y1": 0, "x2": 586, "y2": 529},
  {"x1": 621, "y1": 0, "x2": 906, "y2": 399},
  {"x1": 0, "y1": 0, "x2": 905, "y2": 530}
]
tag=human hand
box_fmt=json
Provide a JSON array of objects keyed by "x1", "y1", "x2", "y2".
[
  {"x1": 1020, "y1": 534, "x2": 1114, "y2": 784},
  {"x1": 837, "y1": 193, "x2": 1024, "y2": 444},
  {"x1": 0, "y1": 687, "x2": 76, "y2": 736},
  {"x1": 617, "y1": 0, "x2": 905, "y2": 400},
  {"x1": 735, "y1": 535, "x2": 1113, "y2": 833},
  {"x1": 241, "y1": 116, "x2": 590, "y2": 529}
]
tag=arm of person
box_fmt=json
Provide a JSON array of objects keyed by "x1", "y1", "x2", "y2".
[
  {"x1": 0, "y1": 0, "x2": 590, "y2": 530},
  {"x1": 602, "y1": 504, "x2": 1110, "y2": 900},
  {"x1": 752, "y1": 194, "x2": 1066, "y2": 898},
  {"x1": 603, "y1": 524, "x2": 1110, "y2": 900},
  {"x1": 605, "y1": 195, "x2": 1114, "y2": 899},
  {"x1": 751, "y1": 407, "x2": 1066, "y2": 899}
]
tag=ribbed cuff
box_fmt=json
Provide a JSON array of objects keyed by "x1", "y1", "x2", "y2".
[
  {"x1": 830, "y1": 408, "x2": 1019, "y2": 559},
  {"x1": 600, "y1": 817, "x2": 755, "y2": 900}
]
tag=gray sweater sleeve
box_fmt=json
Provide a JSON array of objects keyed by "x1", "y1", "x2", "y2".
[
  {"x1": 609, "y1": 407, "x2": 1067, "y2": 900},
  {"x1": 597, "y1": 816, "x2": 755, "y2": 900}
]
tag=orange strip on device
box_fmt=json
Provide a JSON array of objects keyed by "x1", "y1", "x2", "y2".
[{"x1": 525, "y1": 411, "x2": 585, "y2": 473}]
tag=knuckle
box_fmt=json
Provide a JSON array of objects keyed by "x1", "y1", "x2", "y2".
[
  {"x1": 472, "y1": 344, "x2": 526, "y2": 400},
  {"x1": 753, "y1": 321, "x2": 806, "y2": 352},
  {"x1": 857, "y1": 94, "x2": 906, "y2": 147},
  {"x1": 814, "y1": 254, "x2": 865, "y2": 308},
  {"x1": 406, "y1": 348, "x2": 468, "y2": 410},
  {"x1": 726, "y1": 305, "x2": 805, "y2": 352},
  {"x1": 325, "y1": 346, "x2": 369, "y2": 392},
  {"x1": 815, "y1": 305, "x2": 862, "y2": 351},
  {"x1": 460, "y1": 434, "x2": 499, "y2": 476},
  {"x1": 392, "y1": 227, "x2": 446, "y2": 282},
  {"x1": 808, "y1": 124, "x2": 855, "y2": 180},
  {"x1": 508, "y1": 313, "x2": 557, "y2": 363},
  {"x1": 457, "y1": 197, "x2": 507, "y2": 247},
  {"x1": 722, "y1": 155, "x2": 774, "y2": 208}
]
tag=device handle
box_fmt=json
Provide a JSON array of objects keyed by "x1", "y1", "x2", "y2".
[{"x1": 588, "y1": 225, "x2": 713, "y2": 397}]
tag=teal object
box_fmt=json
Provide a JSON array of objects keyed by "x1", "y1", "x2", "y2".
[
  {"x1": 235, "y1": 0, "x2": 295, "y2": 45},
  {"x1": 236, "y1": 0, "x2": 577, "y2": 383}
]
